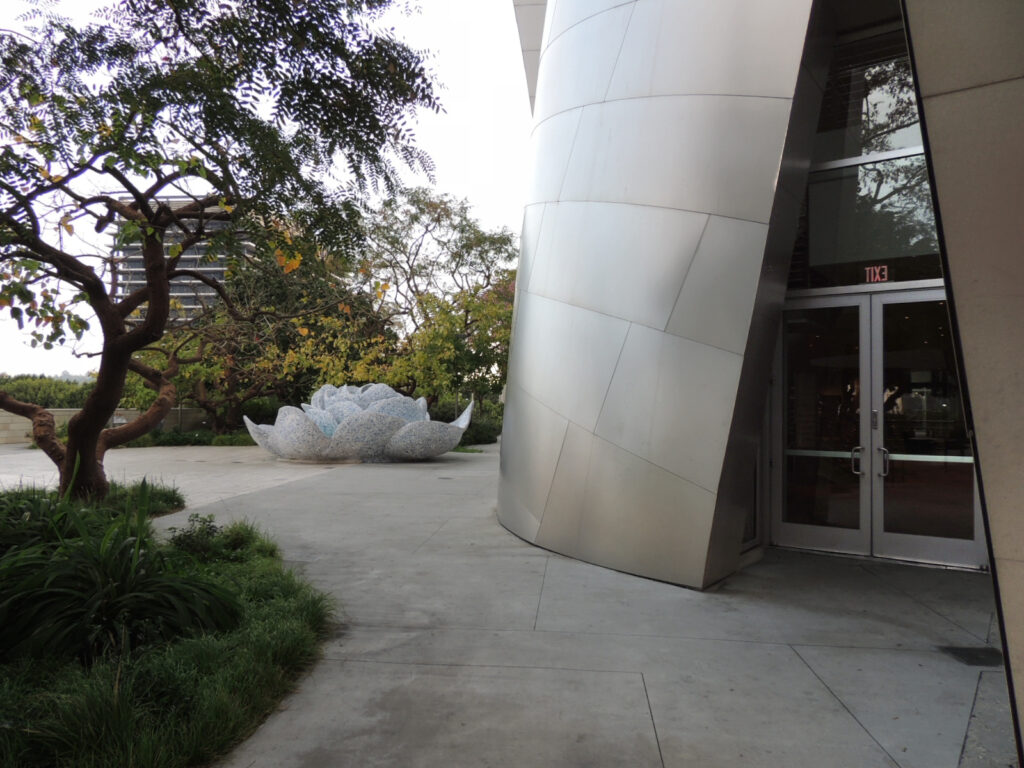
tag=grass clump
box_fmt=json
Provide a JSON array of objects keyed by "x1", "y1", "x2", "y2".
[
  {"x1": 107, "y1": 480, "x2": 186, "y2": 516},
  {"x1": 0, "y1": 494, "x2": 332, "y2": 768}
]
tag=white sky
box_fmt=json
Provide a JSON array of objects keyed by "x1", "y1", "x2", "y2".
[{"x1": 0, "y1": 0, "x2": 533, "y2": 377}]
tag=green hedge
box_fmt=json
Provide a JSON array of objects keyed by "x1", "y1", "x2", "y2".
[
  {"x1": 429, "y1": 396, "x2": 502, "y2": 446},
  {"x1": 0, "y1": 375, "x2": 93, "y2": 409}
]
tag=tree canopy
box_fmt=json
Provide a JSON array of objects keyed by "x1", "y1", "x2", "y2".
[{"x1": 0, "y1": 0, "x2": 439, "y2": 497}]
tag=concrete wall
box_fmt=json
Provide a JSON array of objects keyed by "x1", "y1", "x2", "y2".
[
  {"x1": 498, "y1": 0, "x2": 816, "y2": 588},
  {"x1": 0, "y1": 407, "x2": 211, "y2": 445},
  {"x1": 902, "y1": 0, "x2": 1024, "y2": 751}
]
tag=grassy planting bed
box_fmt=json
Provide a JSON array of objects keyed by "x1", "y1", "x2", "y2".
[{"x1": 0, "y1": 485, "x2": 332, "y2": 768}]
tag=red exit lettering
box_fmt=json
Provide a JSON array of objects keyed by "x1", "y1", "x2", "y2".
[{"x1": 865, "y1": 265, "x2": 889, "y2": 283}]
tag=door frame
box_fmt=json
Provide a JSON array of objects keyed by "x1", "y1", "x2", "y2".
[
  {"x1": 770, "y1": 286, "x2": 987, "y2": 568},
  {"x1": 771, "y1": 293, "x2": 872, "y2": 556}
]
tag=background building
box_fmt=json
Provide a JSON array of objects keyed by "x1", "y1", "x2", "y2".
[
  {"x1": 111, "y1": 199, "x2": 241, "y2": 323},
  {"x1": 502, "y1": 0, "x2": 1024, "y2": 751}
]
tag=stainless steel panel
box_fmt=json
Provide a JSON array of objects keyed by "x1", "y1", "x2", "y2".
[
  {"x1": 546, "y1": 0, "x2": 634, "y2": 44},
  {"x1": 530, "y1": 201, "x2": 707, "y2": 329},
  {"x1": 526, "y1": 107, "x2": 584, "y2": 204},
  {"x1": 533, "y1": 5, "x2": 632, "y2": 123},
  {"x1": 574, "y1": 431, "x2": 717, "y2": 588},
  {"x1": 534, "y1": 421, "x2": 593, "y2": 553},
  {"x1": 517, "y1": 203, "x2": 547, "y2": 294},
  {"x1": 559, "y1": 95, "x2": 794, "y2": 223},
  {"x1": 666, "y1": 216, "x2": 769, "y2": 354},
  {"x1": 606, "y1": 0, "x2": 814, "y2": 101},
  {"x1": 502, "y1": 0, "x2": 817, "y2": 591},
  {"x1": 505, "y1": 291, "x2": 630, "y2": 430},
  {"x1": 496, "y1": 383, "x2": 569, "y2": 541},
  {"x1": 594, "y1": 324, "x2": 744, "y2": 492}
]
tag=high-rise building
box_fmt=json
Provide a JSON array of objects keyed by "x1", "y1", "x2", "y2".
[{"x1": 110, "y1": 200, "x2": 240, "y2": 322}]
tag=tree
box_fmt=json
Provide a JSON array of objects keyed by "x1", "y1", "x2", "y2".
[
  {"x1": 356, "y1": 187, "x2": 517, "y2": 335},
  {"x1": 131, "y1": 251, "x2": 395, "y2": 433},
  {"x1": 0, "y1": 0, "x2": 439, "y2": 498},
  {"x1": 351, "y1": 188, "x2": 517, "y2": 403}
]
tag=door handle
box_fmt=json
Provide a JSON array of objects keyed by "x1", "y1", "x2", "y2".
[
  {"x1": 878, "y1": 446, "x2": 890, "y2": 477},
  {"x1": 850, "y1": 446, "x2": 863, "y2": 476}
]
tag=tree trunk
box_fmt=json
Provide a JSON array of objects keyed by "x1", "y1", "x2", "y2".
[
  {"x1": 60, "y1": 351, "x2": 129, "y2": 499},
  {"x1": 60, "y1": 431, "x2": 109, "y2": 499},
  {"x1": 0, "y1": 392, "x2": 65, "y2": 468}
]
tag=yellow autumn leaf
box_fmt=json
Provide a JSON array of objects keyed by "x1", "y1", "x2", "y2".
[{"x1": 297, "y1": 327, "x2": 309, "y2": 336}]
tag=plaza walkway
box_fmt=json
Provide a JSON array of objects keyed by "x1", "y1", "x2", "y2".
[{"x1": 0, "y1": 443, "x2": 1015, "y2": 767}]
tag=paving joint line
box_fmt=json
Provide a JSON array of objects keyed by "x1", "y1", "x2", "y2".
[
  {"x1": 641, "y1": 672, "x2": 667, "y2": 768},
  {"x1": 789, "y1": 644, "x2": 903, "y2": 767}
]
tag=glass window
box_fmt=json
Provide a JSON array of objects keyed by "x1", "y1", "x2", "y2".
[
  {"x1": 788, "y1": 155, "x2": 941, "y2": 289},
  {"x1": 813, "y1": 31, "x2": 922, "y2": 162}
]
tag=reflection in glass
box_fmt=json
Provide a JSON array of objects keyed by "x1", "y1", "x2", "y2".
[
  {"x1": 882, "y1": 301, "x2": 974, "y2": 539},
  {"x1": 813, "y1": 31, "x2": 922, "y2": 161},
  {"x1": 783, "y1": 306, "x2": 861, "y2": 529},
  {"x1": 789, "y1": 156, "x2": 941, "y2": 289}
]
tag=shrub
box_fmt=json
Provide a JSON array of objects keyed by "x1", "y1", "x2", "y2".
[
  {"x1": 106, "y1": 481, "x2": 185, "y2": 517},
  {"x1": 0, "y1": 505, "x2": 242, "y2": 663},
  {"x1": 168, "y1": 515, "x2": 278, "y2": 563},
  {"x1": 211, "y1": 432, "x2": 257, "y2": 446},
  {"x1": 241, "y1": 396, "x2": 283, "y2": 426},
  {"x1": 430, "y1": 396, "x2": 503, "y2": 445},
  {"x1": 0, "y1": 490, "x2": 116, "y2": 558},
  {"x1": 123, "y1": 429, "x2": 216, "y2": 448}
]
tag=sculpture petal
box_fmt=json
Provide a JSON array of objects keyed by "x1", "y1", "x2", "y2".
[
  {"x1": 326, "y1": 400, "x2": 364, "y2": 423},
  {"x1": 300, "y1": 404, "x2": 338, "y2": 437},
  {"x1": 384, "y1": 421, "x2": 465, "y2": 460},
  {"x1": 269, "y1": 406, "x2": 331, "y2": 460},
  {"x1": 310, "y1": 384, "x2": 336, "y2": 410},
  {"x1": 367, "y1": 395, "x2": 429, "y2": 423},
  {"x1": 356, "y1": 382, "x2": 398, "y2": 408},
  {"x1": 451, "y1": 400, "x2": 474, "y2": 429},
  {"x1": 328, "y1": 411, "x2": 407, "y2": 461},
  {"x1": 244, "y1": 416, "x2": 280, "y2": 456}
]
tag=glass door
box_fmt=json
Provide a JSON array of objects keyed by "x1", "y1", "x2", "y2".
[
  {"x1": 773, "y1": 289, "x2": 986, "y2": 567},
  {"x1": 870, "y1": 291, "x2": 983, "y2": 566},
  {"x1": 773, "y1": 296, "x2": 871, "y2": 555}
]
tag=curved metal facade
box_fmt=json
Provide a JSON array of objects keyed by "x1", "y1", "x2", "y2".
[{"x1": 498, "y1": 0, "x2": 817, "y2": 588}]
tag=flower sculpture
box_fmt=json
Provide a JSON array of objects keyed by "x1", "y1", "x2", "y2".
[{"x1": 244, "y1": 383, "x2": 473, "y2": 462}]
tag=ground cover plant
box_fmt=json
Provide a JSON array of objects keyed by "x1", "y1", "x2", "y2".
[{"x1": 0, "y1": 490, "x2": 331, "y2": 767}]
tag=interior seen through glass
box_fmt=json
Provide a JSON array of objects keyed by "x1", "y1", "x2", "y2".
[
  {"x1": 783, "y1": 306, "x2": 861, "y2": 529},
  {"x1": 881, "y1": 300, "x2": 974, "y2": 539}
]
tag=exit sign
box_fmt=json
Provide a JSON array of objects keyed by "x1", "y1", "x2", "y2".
[{"x1": 864, "y1": 265, "x2": 890, "y2": 283}]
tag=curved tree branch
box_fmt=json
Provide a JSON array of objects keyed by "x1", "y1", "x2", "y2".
[{"x1": 0, "y1": 391, "x2": 65, "y2": 466}]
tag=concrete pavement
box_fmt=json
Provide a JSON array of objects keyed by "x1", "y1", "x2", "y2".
[{"x1": 0, "y1": 443, "x2": 1016, "y2": 767}]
